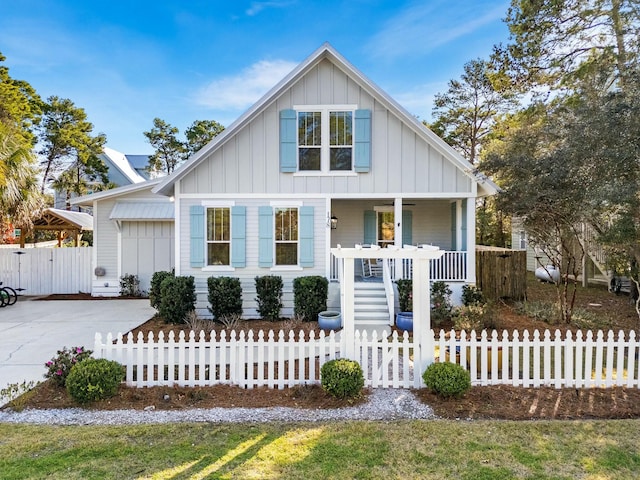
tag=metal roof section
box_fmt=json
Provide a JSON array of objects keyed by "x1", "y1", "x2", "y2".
[
  {"x1": 33, "y1": 208, "x2": 94, "y2": 231},
  {"x1": 153, "y1": 42, "x2": 498, "y2": 198},
  {"x1": 109, "y1": 202, "x2": 175, "y2": 221},
  {"x1": 103, "y1": 147, "x2": 147, "y2": 184},
  {"x1": 70, "y1": 178, "x2": 164, "y2": 206}
]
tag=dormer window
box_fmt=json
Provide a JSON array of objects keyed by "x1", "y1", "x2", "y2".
[{"x1": 297, "y1": 106, "x2": 354, "y2": 172}]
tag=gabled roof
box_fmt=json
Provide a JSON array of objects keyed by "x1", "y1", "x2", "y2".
[
  {"x1": 70, "y1": 178, "x2": 164, "y2": 206},
  {"x1": 153, "y1": 42, "x2": 498, "y2": 197},
  {"x1": 33, "y1": 208, "x2": 93, "y2": 231},
  {"x1": 103, "y1": 147, "x2": 147, "y2": 184}
]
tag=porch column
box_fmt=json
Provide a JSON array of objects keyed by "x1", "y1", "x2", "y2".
[
  {"x1": 466, "y1": 198, "x2": 476, "y2": 283},
  {"x1": 394, "y1": 197, "x2": 403, "y2": 279},
  {"x1": 325, "y1": 197, "x2": 332, "y2": 280},
  {"x1": 394, "y1": 197, "x2": 403, "y2": 247}
]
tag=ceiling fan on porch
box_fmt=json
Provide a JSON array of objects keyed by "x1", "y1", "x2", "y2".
[{"x1": 382, "y1": 202, "x2": 416, "y2": 206}]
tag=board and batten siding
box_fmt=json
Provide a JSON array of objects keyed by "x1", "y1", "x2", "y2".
[
  {"x1": 179, "y1": 58, "x2": 472, "y2": 197},
  {"x1": 93, "y1": 188, "x2": 174, "y2": 295},
  {"x1": 179, "y1": 197, "x2": 327, "y2": 318}
]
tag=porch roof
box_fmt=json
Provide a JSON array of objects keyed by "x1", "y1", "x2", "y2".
[{"x1": 109, "y1": 202, "x2": 175, "y2": 221}]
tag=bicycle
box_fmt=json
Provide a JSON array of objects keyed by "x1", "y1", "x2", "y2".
[{"x1": 0, "y1": 282, "x2": 17, "y2": 307}]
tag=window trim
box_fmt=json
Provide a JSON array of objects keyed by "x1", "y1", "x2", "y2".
[
  {"x1": 293, "y1": 104, "x2": 357, "y2": 174},
  {"x1": 201, "y1": 201, "x2": 235, "y2": 270},
  {"x1": 273, "y1": 205, "x2": 300, "y2": 267}
]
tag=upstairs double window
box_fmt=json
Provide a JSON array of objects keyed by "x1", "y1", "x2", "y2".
[
  {"x1": 298, "y1": 109, "x2": 353, "y2": 172},
  {"x1": 280, "y1": 107, "x2": 371, "y2": 174}
]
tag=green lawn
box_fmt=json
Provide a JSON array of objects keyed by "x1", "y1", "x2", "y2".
[{"x1": 1, "y1": 420, "x2": 639, "y2": 479}]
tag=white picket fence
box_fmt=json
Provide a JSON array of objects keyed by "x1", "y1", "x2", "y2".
[
  {"x1": 94, "y1": 329, "x2": 416, "y2": 389},
  {"x1": 0, "y1": 247, "x2": 92, "y2": 295},
  {"x1": 94, "y1": 327, "x2": 640, "y2": 390}
]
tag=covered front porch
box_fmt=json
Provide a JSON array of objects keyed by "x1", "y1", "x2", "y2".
[{"x1": 325, "y1": 197, "x2": 475, "y2": 284}]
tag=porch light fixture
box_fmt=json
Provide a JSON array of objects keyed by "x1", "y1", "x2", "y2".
[{"x1": 328, "y1": 214, "x2": 338, "y2": 229}]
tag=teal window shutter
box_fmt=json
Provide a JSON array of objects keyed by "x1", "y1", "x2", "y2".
[
  {"x1": 450, "y1": 203, "x2": 457, "y2": 250},
  {"x1": 190, "y1": 205, "x2": 205, "y2": 267},
  {"x1": 231, "y1": 206, "x2": 246, "y2": 267},
  {"x1": 258, "y1": 206, "x2": 273, "y2": 267},
  {"x1": 363, "y1": 210, "x2": 376, "y2": 245},
  {"x1": 354, "y1": 109, "x2": 371, "y2": 172},
  {"x1": 299, "y1": 206, "x2": 314, "y2": 267},
  {"x1": 402, "y1": 210, "x2": 413, "y2": 246},
  {"x1": 461, "y1": 199, "x2": 468, "y2": 251},
  {"x1": 280, "y1": 109, "x2": 297, "y2": 172}
]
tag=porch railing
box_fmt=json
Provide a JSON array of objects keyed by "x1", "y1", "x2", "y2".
[{"x1": 329, "y1": 250, "x2": 468, "y2": 282}]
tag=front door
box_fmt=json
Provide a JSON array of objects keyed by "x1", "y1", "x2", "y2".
[{"x1": 377, "y1": 210, "x2": 394, "y2": 248}]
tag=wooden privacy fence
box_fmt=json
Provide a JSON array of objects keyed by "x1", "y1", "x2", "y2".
[
  {"x1": 94, "y1": 327, "x2": 640, "y2": 389},
  {"x1": 0, "y1": 247, "x2": 92, "y2": 295},
  {"x1": 94, "y1": 329, "x2": 417, "y2": 389},
  {"x1": 476, "y1": 246, "x2": 527, "y2": 300}
]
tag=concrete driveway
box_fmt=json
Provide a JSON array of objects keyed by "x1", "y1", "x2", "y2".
[{"x1": 0, "y1": 297, "x2": 154, "y2": 391}]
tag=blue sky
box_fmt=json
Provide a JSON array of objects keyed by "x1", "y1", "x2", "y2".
[{"x1": 1, "y1": 0, "x2": 511, "y2": 154}]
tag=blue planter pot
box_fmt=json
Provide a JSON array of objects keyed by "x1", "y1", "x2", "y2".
[
  {"x1": 396, "y1": 312, "x2": 413, "y2": 332},
  {"x1": 318, "y1": 311, "x2": 342, "y2": 330}
]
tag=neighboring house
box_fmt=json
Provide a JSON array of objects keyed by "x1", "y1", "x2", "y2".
[
  {"x1": 511, "y1": 218, "x2": 610, "y2": 287},
  {"x1": 54, "y1": 147, "x2": 150, "y2": 210},
  {"x1": 73, "y1": 43, "x2": 497, "y2": 327}
]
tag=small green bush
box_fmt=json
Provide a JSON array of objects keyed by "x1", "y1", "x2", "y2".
[
  {"x1": 461, "y1": 285, "x2": 485, "y2": 306},
  {"x1": 207, "y1": 276, "x2": 243, "y2": 321},
  {"x1": 293, "y1": 276, "x2": 328, "y2": 321},
  {"x1": 149, "y1": 270, "x2": 174, "y2": 310},
  {"x1": 44, "y1": 346, "x2": 93, "y2": 387},
  {"x1": 255, "y1": 275, "x2": 283, "y2": 321},
  {"x1": 66, "y1": 358, "x2": 124, "y2": 404},
  {"x1": 396, "y1": 279, "x2": 413, "y2": 312},
  {"x1": 422, "y1": 361, "x2": 471, "y2": 398},
  {"x1": 158, "y1": 275, "x2": 197, "y2": 324},
  {"x1": 119, "y1": 273, "x2": 142, "y2": 297},
  {"x1": 321, "y1": 359, "x2": 364, "y2": 399},
  {"x1": 431, "y1": 281, "x2": 453, "y2": 326}
]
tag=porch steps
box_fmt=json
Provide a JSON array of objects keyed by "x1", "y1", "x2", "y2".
[{"x1": 354, "y1": 282, "x2": 391, "y2": 333}]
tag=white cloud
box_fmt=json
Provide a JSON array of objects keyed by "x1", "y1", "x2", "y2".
[
  {"x1": 368, "y1": 0, "x2": 508, "y2": 60},
  {"x1": 195, "y1": 59, "x2": 298, "y2": 110},
  {"x1": 245, "y1": 1, "x2": 296, "y2": 16}
]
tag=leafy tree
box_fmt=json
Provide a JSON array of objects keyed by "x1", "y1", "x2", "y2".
[
  {"x1": 482, "y1": 102, "x2": 589, "y2": 324},
  {"x1": 0, "y1": 122, "x2": 44, "y2": 240},
  {"x1": 496, "y1": 0, "x2": 639, "y2": 91},
  {"x1": 430, "y1": 58, "x2": 517, "y2": 164},
  {"x1": 0, "y1": 52, "x2": 42, "y2": 144},
  {"x1": 38, "y1": 96, "x2": 107, "y2": 194},
  {"x1": 143, "y1": 118, "x2": 185, "y2": 175},
  {"x1": 184, "y1": 119, "x2": 225, "y2": 156}
]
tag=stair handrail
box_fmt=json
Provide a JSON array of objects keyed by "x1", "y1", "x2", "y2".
[{"x1": 382, "y1": 259, "x2": 395, "y2": 327}]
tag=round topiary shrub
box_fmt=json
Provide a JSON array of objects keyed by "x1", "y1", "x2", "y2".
[
  {"x1": 320, "y1": 359, "x2": 364, "y2": 399},
  {"x1": 66, "y1": 358, "x2": 124, "y2": 404},
  {"x1": 422, "y1": 361, "x2": 471, "y2": 398}
]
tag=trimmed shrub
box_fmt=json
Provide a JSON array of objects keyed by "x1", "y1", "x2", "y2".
[
  {"x1": 158, "y1": 275, "x2": 197, "y2": 324},
  {"x1": 207, "y1": 276, "x2": 243, "y2": 321},
  {"x1": 44, "y1": 346, "x2": 93, "y2": 387},
  {"x1": 461, "y1": 285, "x2": 485, "y2": 307},
  {"x1": 293, "y1": 276, "x2": 328, "y2": 321},
  {"x1": 422, "y1": 361, "x2": 471, "y2": 398},
  {"x1": 119, "y1": 273, "x2": 142, "y2": 297},
  {"x1": 431, "y1": 281, "x2": 453, "y2": 326},
  {"x1": 66, "y1": 358, "x2": 124, "y2": 404},
  {"x1": 321, "y1": 359, "x2": 364, "y2": 399},
  {"x1": 396, "y1": 279, "x2": 413, "y2": 312},
  {"x1": 149, "y1": 270, "x2": 174, "y2": 310},
  {"x1": 255, "y1": 275, "x2": 283, "y2": 321}
]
